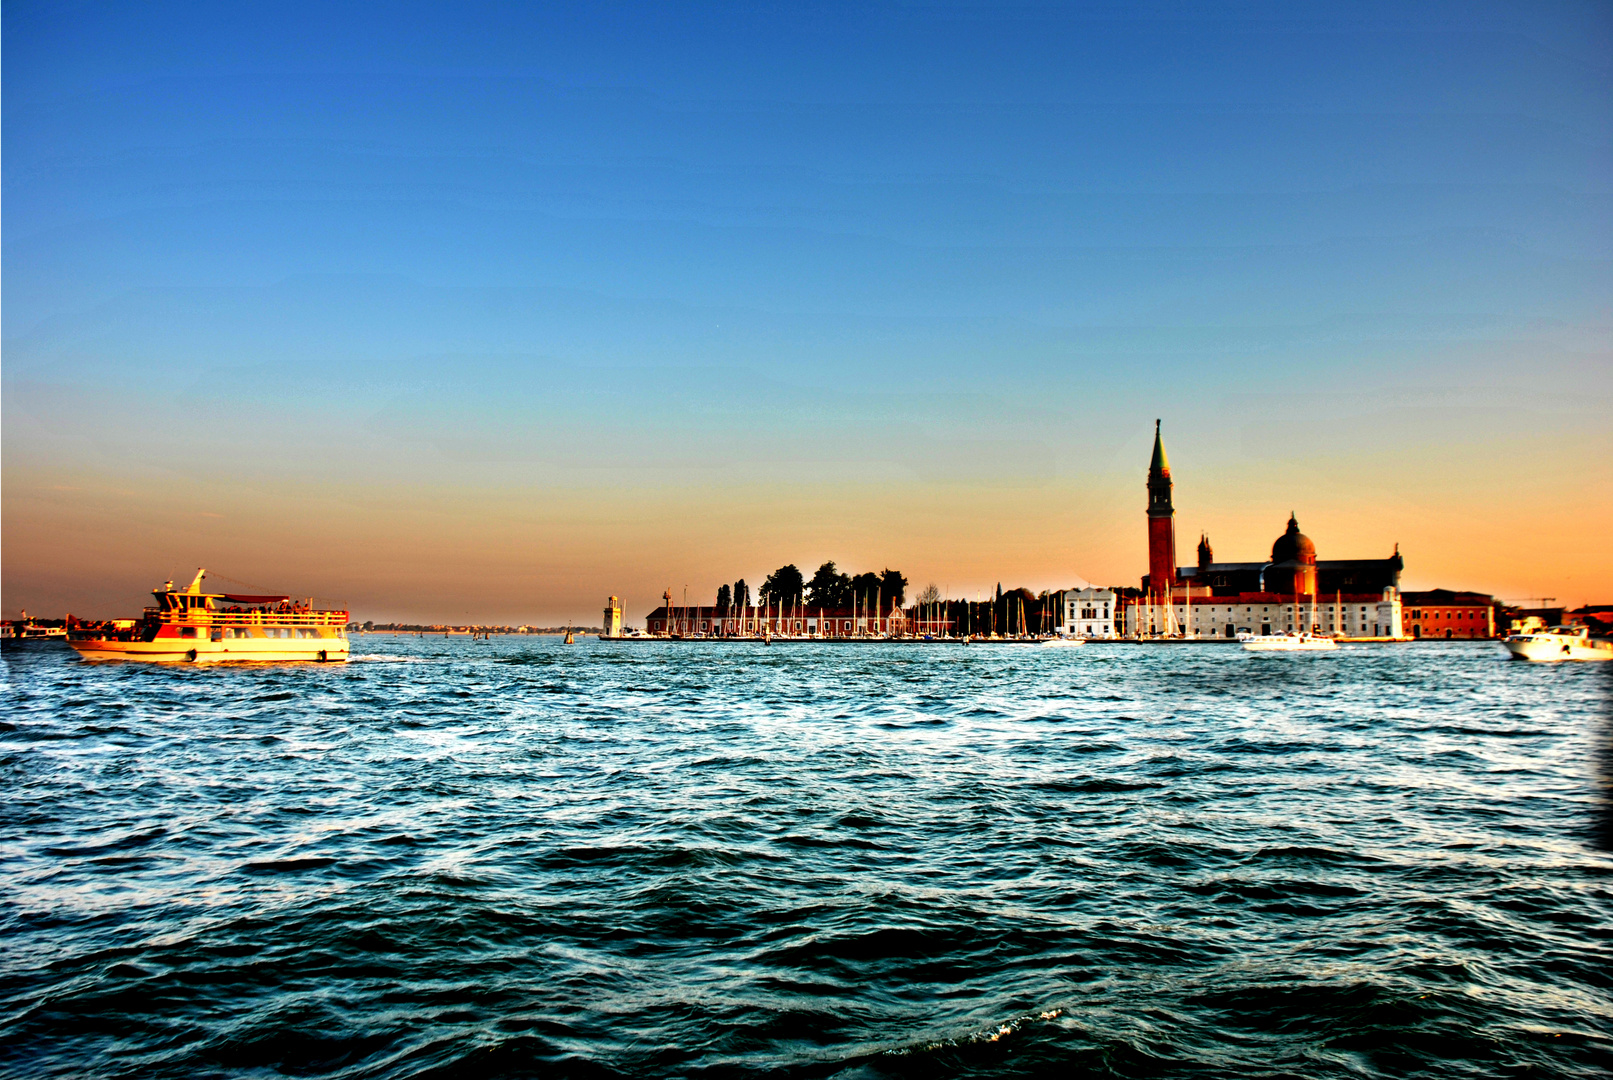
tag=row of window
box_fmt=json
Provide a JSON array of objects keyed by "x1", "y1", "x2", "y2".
[{"x1": 178, "y1": 627, "x2": 326, "y2": 639}]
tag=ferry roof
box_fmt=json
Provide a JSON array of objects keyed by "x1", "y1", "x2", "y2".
[
  {"x1": 155, "y1": 587, "x2": 290, "y2": 603},
  {"x1": 160, "y1": 570, "x2": 288, "y2": 604}
]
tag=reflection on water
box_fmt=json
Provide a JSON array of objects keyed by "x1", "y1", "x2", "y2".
[
  {"x1": 1594, "y1": 663, "x2": 1613, "y2": 854},
  {"x1": 2, "y1": 638, "x2": 1610, "y2": 1077}
]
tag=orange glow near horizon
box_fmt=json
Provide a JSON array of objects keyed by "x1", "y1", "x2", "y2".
[{"x1": 6, "y1": 419, "x2": 1611, "y2": 624}]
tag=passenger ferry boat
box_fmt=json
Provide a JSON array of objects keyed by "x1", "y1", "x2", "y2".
[
  {"x1": 1502, "y1": 625, "x2": 1613, "y2": 663},
  {"x1": 67, "y1": 570, "x2": 349, "y2": 663},
  {"x1": 1239, "y1": 631, "x2": 1338, "y2": 652}
]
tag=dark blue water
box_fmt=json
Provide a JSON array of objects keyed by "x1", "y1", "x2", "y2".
[{"x1": 3, "y1": 638, "x2": 1610, "y2": 1078}]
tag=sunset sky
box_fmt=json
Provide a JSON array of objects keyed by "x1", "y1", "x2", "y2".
[{"x1": 5, "y1": 1, "x2": 1611, "y2": 623}]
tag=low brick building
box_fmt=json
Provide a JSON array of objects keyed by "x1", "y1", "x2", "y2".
[{"x1": 1399, "y1": 590, "x2": 1496, "y2": 639}]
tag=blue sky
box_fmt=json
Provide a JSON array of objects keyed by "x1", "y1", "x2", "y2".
[{"x1": 5, "y1": 1, "x2": 1611, "y2": 619}]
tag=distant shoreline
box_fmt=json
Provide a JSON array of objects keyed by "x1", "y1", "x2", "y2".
[{"x1": 356, "y1": 628, "x2": 602, "y2": 636}]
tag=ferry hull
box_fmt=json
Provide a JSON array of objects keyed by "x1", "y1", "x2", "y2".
[{"x1": 70, "y1": 639, "x2": 350, "y2": 663}]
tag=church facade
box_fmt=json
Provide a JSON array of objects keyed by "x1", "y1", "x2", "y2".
[{"x1": 1179, "y1": 515, "x2": 1403, "y2": 597}]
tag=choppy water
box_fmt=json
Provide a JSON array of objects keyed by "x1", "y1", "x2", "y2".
[{"x1": 2, "y1": 638, "x2": 1610, "y2": 1079}]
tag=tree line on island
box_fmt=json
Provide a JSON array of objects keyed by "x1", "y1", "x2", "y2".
[
  {"x1": 702, "y1": 560, "x2": 1092, "y2": 636},
  {"x1": 713, "y1": 562, "x2": 910, "y2": 612}
]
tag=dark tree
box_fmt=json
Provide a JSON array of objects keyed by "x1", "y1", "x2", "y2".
[
  {"x1": 995, "y1": 587, "x2": 1039, "y2": 636},
  {"x1": 715, "y1": 583, "x2": 732, "y2": 612},
  {"x1": 849, "y1": 572, "x2": 882, "y2": 606},
  {"x1": 733, "y1": 579, "x2": 750, "y2": 610},
  {"x1": 807, "y1": 561, "x2": 851, "y2": 607},
  {"x1": 879, "y1": 568, "x2": 908, "y2": 607},
  {"x1": 761, "y1": 564, "x2": 805, "y2": 607}
]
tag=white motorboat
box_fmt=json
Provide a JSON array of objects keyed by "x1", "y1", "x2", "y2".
[
  {"x1": 1240, "y1": 631, "x2": 1338, "y2": 652},
  {"x1": 1036, "y1": 636, "x2": 1087, "y2": 647},
  {"x1": 1502, "y1": 625, "x2": 1613, "y2": 662}
]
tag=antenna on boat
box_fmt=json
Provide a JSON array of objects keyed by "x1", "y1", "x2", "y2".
[{"x1": 187, "y1": 569, "x2": 207, "y2": 594}]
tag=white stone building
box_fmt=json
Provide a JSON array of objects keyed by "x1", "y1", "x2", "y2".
[
  {"x1": 1123, "y1": 587, "x2": 1404, "y2": 639},
  {"x1": 1060, "y1": 588, "x2": 1117, "y2": 638}
]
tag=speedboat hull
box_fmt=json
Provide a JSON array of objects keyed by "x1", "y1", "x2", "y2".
[
  {"x1": 1503, "y1": 631, "x2": 1613, "y2": 662},
  {"x1": 1241, "y1": 633, "x2": 1338, "y2": 652}
]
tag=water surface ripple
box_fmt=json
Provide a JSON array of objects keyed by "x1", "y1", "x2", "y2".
[{"x1": 2, "y1": 639, "x2": 1610, "y2": 1078}]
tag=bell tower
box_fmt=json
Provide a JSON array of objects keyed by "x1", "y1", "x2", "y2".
[{"x1": 1147, "y1": 420, "x2": 1177, "y2": 597}]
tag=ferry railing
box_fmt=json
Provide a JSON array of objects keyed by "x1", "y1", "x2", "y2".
[{"x1": 148, "y1": 608, "x2": 350, "y2": 628}]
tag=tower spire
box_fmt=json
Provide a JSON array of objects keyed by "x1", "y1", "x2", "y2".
[
  {"x1": 1150, "y1": 418, "x2": 1170, "y2": 476},
  {"x1": 1145, "y1": 421, "x2": 1177, "y2": 601}
]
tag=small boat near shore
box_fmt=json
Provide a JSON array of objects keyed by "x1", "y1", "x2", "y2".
[
  {"x1": 1502, "y1": 625, "x2": 1613, "y2": 662},
  {"x1": 1036, "y1": 635, "x2": 1087, "y2": 647},
  {"x1": 1240, "y1": 631, "x2": 1338, "y2": 652},
  {"x1": 1, "y1": 614, "x2": 68, "y2": 644},
  {"x1": 67, "y1": 570, "x2": 349, "y2": 664}
]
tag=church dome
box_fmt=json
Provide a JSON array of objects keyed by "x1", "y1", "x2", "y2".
[{"x1": 1271, "y1": 513, "x2": 1316, "y2": 564}]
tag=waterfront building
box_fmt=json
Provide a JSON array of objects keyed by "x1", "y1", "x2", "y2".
[
  {"x1": 601, "y1": 597, "x2": 623, "y2": 638},
  {"x1": 1142, "y1": 425, "x2": 1402, "y2": 600},
  {"x1": 1175, "y1": 518, "x2": 1403, "y2": 597},
  {"x1": 1398, "y1": 590, "x2": 1495, "y2": 639},
  {"x1": 1059, "y1": 588, "x2": 1117, "y2": 638},
  {"x1": 1130, "y1": 423, "x2": 1408, "y2": 638},
  {"x1": 1122, "y1": 588, "x2": 1403, "y2": 639},
  {"x1": 1569, "y1": 606, "x2": 1613, "y2": 633}
]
